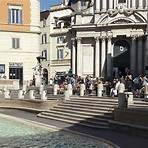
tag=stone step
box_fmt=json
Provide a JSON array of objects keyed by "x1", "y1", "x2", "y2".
[
  {"x1": 39, "y1": 111, "x2": 109, "y2": 124},
  {"x1": 45, "y1": 109, "x2": 113, "y2": 118},
  {"x1": 37, "y1": 113, "x2": 109, "y2": 129},
  {"x1": 65, "y1": 100, "x2": 118, "y2": 106},
  {"x1": 59, "y1": 102, "x2": 115, "y2": 109},
  {"x1": 71, "y1": 97, "x2": 118, "y2": 103},
  {"x1": 54, "y1": 105, "x2": 114, "y2": 112},
  {"x1": 134, "y1": 100, "x2": 148, "y2": 105},
  {"x1": 71, "y1": 96, "x2": 118, "y2": 101},
  {"x1": 51, "y1": 108, "x2": 113, "y2": 116}
]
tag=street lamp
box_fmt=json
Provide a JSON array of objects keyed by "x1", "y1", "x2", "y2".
[{"x1": 35, "y1": 56, "x2": 46, "y2": 86}]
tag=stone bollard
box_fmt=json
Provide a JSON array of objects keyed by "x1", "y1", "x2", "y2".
[
  {"x1": 53, "y1": 84, "x2": 58, "y2": 96},
  {"x1": 29, "y1": 90, "x2": 35, "y2": 100},
  {"x1": 41, "y1": 90, "x2": 47, "y2": 101},
  {"x1": 118, "y1": 83, "x2": 125, "y2": 93},
  {"x1": 125, "y1": 92, "x2": 133, "y2": 106},
  {"x1": 18, "y1": 89, "x2": 24, "y2": 99},
  {"x1": 64, "y1": 90, "x2": 70, "y2": 100},
  {"x1": 40, "y1": 84, "x2": 44, "y2": 95},
  {"x1": 4, "y1": 89, "x2": 10, "y2": 99},
  {"x1": 118, "y1": 83, "x2": 127, "y2": 109},
  {"x1": 68, "y1": 84, "x2": 73, "y2": 96},
  {"x1": 118, "y1": 93, "x2": 127, "y2": 109},
  {"x1": 23, "y1": 84, "x2": 27, "y2": 91},
  {"x1": 80, "y1": 84, "x2": 85, "y2": 96},
  {"x1": 97, "y1": 83, "x2": 103, "y2": 97},
  {"x1": 144, "y1": 83, "x2": 148, "y2": 99}
]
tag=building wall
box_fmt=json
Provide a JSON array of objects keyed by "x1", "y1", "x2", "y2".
[
  {"x1": 40, "y1": 5, "x2": 73, "y2": 79},
  {"x1": 0, "y1": 0, "x2": 40, "y2": 84}
]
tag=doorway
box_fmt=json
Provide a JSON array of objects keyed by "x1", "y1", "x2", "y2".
[
  {"x1": 113, "y1": 39, "x2": 130, "y2": 77},
  {"x1": 9, "y1": 67, "x2": 23, "y2": 86}
]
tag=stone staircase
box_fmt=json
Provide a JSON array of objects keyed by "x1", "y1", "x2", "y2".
[{"x1": 37, "y1": 96, "x2": 118, "y2": 129}]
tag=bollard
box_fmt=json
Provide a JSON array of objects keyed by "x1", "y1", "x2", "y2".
[
  {"x1": 29, "y1": 90, "x2": 35, "y2": 99},
  {"x1": 4, "y1": 89, "x2": 10, "y2": 99},
  {"x1": 53, "y1": 84, "x2": 58, "y2": 96},
  {"x1": 18, "y1": 89, "x2": 24, "y2": 99},
  {"x1": 40, "y1": 84, "x2": 44, "y2": 95},
  {"x1": 41, "y1": 90, "x2": 47, "y2": 101},
  {"x1": 23, "y1": 84, "x2": 27, "y2": 91},
  {"x1": 64, "y1": 90, "x2": 70, "y2": 100},
  {"x1": 97, "y1": 83, "x2": 103, "y2": 97},
  {"x1": 118, "y1": 93, "x2": 127, "y2": 109},
  {"x1": 118, "y1": 83, "x2": 125, "y2": 93},
  {"x1": 144, "y1": 83, "x2": 148, "y2": 99},
  {"x1": 80, "y1": 84, "x2": 85, "y2": 96},
  {"x1": 68, "y1": 84, "x2": 73, "y2": 96},
  {"x1": 125, "y1": 92, "x2": 133, "y2": 106}
]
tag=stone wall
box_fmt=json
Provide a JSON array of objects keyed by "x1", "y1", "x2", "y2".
[{"x1": 114, "y1": 107, "x2": 148, "y2": 126}]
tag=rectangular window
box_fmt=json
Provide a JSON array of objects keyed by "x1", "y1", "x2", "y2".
[
  {"x1": 81, "y1": 0, "x2": 87, "y2": 6},
  {"x1": 9, "y1": 7, "x2": 22, "y2": 24},
  {"x1": 42, "y1": 34, "x2": 47, "y2": 44},
  {"x1": 42, "y1": 50, "x2": 47, "y2": 60},
  {"x1": 118, "y1": 0, "x2": 126, "y2": 3},
  {"x1": 57, "y1": 36, "x2": 65, "y2": 44},
  {"x1": 0, "y1": 64, "x2": 5, "y2": 73},
  {"x1": 12, "y1": 38, "x2": 20, "y2": 49},
  {"x1": 57, "y1": 49, "x2": 64, "y2": 60}
]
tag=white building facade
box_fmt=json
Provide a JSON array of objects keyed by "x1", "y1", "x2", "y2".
[
  {"x1": 70, "y1": 0, "x2": 148, "y2": 79},
  {"x1": 40, "y1": 5, "x2": 73, "y2": 81},
  {"x1": 0, "y1": 0, "x2": 40, "y2": 85}
]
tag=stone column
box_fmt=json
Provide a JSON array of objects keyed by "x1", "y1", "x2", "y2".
[
  {"x1": 77, "y1": 0, "x2": 81, "y2": 12},
  {"x1": 95, "y1": 0, "x2": 101, "y2": 13},
  {"x1": 132, "y1": 0, "x2": 136, "y2": 9},
  {"x1": 138, "y1": 0, "x2": 143, "y2": 9},
  {"x1": 102, "y1": 0, "x2": 107, "y2": 12},
  {"x1": 137, "y1": 37, "x2": 143, "y2": 74},
  {"x1": 145, "y1": 0, "x2": 148, "y2": 9},
  {"x1": 77, "y1": 37, "x2": 82, "y2": 76},
  {"x1": 107, "y1": 37, "x2": 112, "y2": 79},
  {"x1": 114, "y1": 0, "x2": 117, "y2": 9},
  {"x1": 109, "y1": 0, "x2": 113, "y2": 10},
  {"x1": 95, "y1": 37, "x2": 100, "y2": 77},
  {"x1": 72, "y1": 39, "x2": 76, "y2": 74},
  {"x1": 130, "y1": 36, "x2": 136, "y2": 75},
  {"x1": 127, "y1": 0, "x2": 131, "y2": 8},
  {"x1": 101, "y1": 37, "x2": 106, "y2": 77}
]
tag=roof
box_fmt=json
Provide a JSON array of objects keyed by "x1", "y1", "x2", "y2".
[{"x1": 40, "y1": 10, "x2": 50, "y2": 21}]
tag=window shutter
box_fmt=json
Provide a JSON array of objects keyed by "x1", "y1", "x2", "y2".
[
  {"x1": 17, "y1": 38, "x2": 20, "y2": 48},
  {"x1": 20, "y1": 9, "x2": 22, "y2": 24},
  {"x1": 45, "y1": 50, "x2": 47, "y2": 60},
  {"x1": 8, "y1": 9, "x2": 11, "y2": 23}
]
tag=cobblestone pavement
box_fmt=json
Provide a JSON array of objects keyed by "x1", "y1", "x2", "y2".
[{"x1": 0, "y1": 108, "x2": 148, "y2": 148}]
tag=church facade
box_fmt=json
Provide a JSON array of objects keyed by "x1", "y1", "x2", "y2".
[{"x1": 68, "y1": 0, "x2": 148, "y2": 79}]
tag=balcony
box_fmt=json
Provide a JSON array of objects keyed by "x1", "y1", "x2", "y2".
[{"x1": 51, "y1": 59, "x2": 71, "y2": 66}]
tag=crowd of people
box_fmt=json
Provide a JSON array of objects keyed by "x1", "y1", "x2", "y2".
[{"x1": 52, "y1": 71, "x2": 148, "y2": 98}]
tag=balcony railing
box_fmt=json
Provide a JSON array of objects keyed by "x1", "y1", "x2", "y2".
[{"x1": 51, "y1": 59, "x2": 71, "y2": 65}]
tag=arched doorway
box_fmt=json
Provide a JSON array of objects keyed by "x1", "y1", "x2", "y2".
[
  {"x1": 113, "y1": 40, "x2": 130, "y2": 78},
  {"x1": 42, "y1": 68, "x2": 48, "y2": 85}
]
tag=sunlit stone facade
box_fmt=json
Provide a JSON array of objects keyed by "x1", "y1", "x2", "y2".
[
  {"x1": 0, "y1": 0, "x2": 40, "y2": 85},
  {"x1": 69, "y1": 0, "x2": 148, "y2": 78}
]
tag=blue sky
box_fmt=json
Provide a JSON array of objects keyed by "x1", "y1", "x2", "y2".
[{"x1": 40, "y1": 0, "x2": 61, "y2": 11}]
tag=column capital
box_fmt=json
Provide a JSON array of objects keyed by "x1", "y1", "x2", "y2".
[
  {"x1": 100, "y1": 36, "x2": 106, "y2": 41},
  {"x1": 131, "y1": 35, "x2": 138, "y2": 40},
  {"x1": 71, "y1": 38, "x2": 76, "y2": 44},
  {"x1": 95, "y1": 36, "x2": 100, "y2": 41},
  {"x1": 76, "y1": 37, "x2": 82, "y2": 43},
  {"x1": 107, "y1": 36, "x2": 112, "y2": 40}
]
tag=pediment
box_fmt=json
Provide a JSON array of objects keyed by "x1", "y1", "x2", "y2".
[{"x1": 97, "y1": 8, "x2": 147, "y2": 25}]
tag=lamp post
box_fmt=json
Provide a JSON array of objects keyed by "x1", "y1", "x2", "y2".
[{"x1": 35, "y1": 56, "x2": 46, "y2": 87}]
